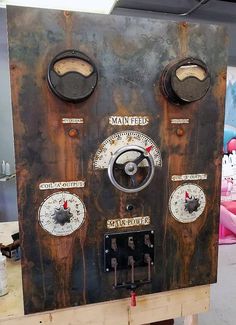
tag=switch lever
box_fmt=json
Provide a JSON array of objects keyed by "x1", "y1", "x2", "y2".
[
  {"x1": 128, "y1": 255, "x2": 135, "y2": 283},
  {"x1": 111, "y1": 257, "x2": 118, "y2": 287},
  {"x1": 144, "y1": 253, "x2": 151, "y2": 281}
]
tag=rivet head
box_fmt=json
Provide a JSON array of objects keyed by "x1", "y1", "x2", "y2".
[
  {"x1": 68, "y1": 128, "x2": 78, "y2": 138},
  {"x1": 176, "y1": 127, "x2": 184, "y2": 136}
]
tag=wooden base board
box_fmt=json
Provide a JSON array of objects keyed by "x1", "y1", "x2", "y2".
[{"x1": 0, "y1": 284, "x2": 210, "y2": 325}]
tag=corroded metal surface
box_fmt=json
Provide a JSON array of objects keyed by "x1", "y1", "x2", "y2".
[{"x1": 7, "y1": 6, "x2": 227, "y2": 314}]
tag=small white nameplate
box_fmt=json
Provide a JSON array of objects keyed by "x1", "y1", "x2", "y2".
[
  {"x1": 171, "y1": 118, "x2": 190, "y2": 124},
  {"x1": 109, "y1": 116, "x2": 149, "y2": 126},
  {"x1": 39, "y1": 181, "x2": 85, "y2": 190},
  {"x1": 107, "y1": 216, "x2": 150, "y2": 229},
  {"x1": 171, "y1": 174, "x2": 207, "y2": 181},
  {"x1": 62, "y1": 118, "x2": 84, "y2": 124}
]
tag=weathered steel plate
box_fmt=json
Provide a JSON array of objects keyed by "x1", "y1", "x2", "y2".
[{"x1": 7, "y1": 6, "x2": 227, "y2": 314}]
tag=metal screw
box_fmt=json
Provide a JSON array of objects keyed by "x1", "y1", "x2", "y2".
[
  {"x1": 105, "y1": 235, "x2": 109, "y2": 239},
  {"x1": 106, "y1": 268, "x2": 109, "y2": 272},
  {"x1": 150, "y1": 245, "x2": 154, "y2": 248},
  {"x1": 151, "y1": 262, "x2": 154, "y2": 266},
  {"x1": 151, "y1": 230, "x2": 154, "y2": 234},
  {"x1": 105, "y1": 249, "x2": 109, "y2": 254}
]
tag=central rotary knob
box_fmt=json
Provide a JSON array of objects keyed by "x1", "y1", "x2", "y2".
[
  {"x1": 124, "y1": 162, "x2": 138, "y2": 176},
  {"x1": 52, "y1": 207, "x2": 73, "y2": 226}
]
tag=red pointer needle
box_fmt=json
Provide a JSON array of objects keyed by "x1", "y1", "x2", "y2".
[
  {"x1": 146, "y1": 145, "x2": 153, "y2": 153},
  {"x1": 185, "y1": 191, "x2": 190, "y2": 199},
  {"x1": 63, "y1": 201, "x2": 68, "y2": 209}
]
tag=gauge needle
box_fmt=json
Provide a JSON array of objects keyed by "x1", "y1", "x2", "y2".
[
  {"x1": 145, "y1": 145, "x2": 153, "y2": 153},
  {"x1": 185, "y1": 191, "x2": 190, "y2": 199},
  {"x1": 63, "y1": 200, "x2": 68, "y2": 209}
]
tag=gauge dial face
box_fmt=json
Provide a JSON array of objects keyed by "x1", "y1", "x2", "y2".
[
  {"x1": 94, "y1": 131, "x2": 162, "y2": 169},
  {"x1": 169, "y1": 183, "x2": 206, "y2": 223},
  {"x1": 175, "y1": 65, "x2": 206, "y2": 81},
  {"x1": 54, "y1": 58, "x2": 93, "y2": 77},
  {"x1": 38, "y1": 191, "x2": 86, "y2": 236}
]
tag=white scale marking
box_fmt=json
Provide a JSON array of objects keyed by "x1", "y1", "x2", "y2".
[
  {"x1": 38, "y1": 191, "x2": 86, "y2": 236},
  {"x1": 94, "y1": 130, "x2": 162, "y2": 169},
  {"x1": 169, "y1": 183, "x2": 206, "y2": 223}
]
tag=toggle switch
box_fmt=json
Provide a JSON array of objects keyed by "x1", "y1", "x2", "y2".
[
  {"x1": 128, "y1": 236, "x2": 135, "y2": 250},
  {"x1": 144, "y1": 234, "x2": 152, "y2": 248},
  {"x1": 111, "y1": 238, "x2": 118, "y2": 252}
]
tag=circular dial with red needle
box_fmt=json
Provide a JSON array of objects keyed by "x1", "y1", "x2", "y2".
[
  {"x1": 38, "y1": 191, "x2": 86, "y2": 236},
  {"x1": 93, "y1": 131, "x2": 161, "y2": 192},
  {"x1": 169, "y1": 183, "x2": 206, "y2": 223},
  {"x1": 93, "y1": 131, "x2": 162, "y2": 170}
]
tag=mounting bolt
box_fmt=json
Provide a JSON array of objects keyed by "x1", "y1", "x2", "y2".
[
  {"x1": 151, "y1": 230, "x2": 154, "y2": 234},
  {"x1": 105, "y1": 235, "x2": 109, "y2": 239},
  {"x1": 126, "y1": 204, "x2": 134, "y2": 212},
  {"x1": 105, "y1": 249, "x2": 109, "y2": 254},
  {"x1": 151, "y1": 262, "x2": 154, "y2": 266},
  {"x1": 106, "y1": 268, "x2": 109, "y2": 272},
  {"x1": 150, "y1": 244, "x2": 154, "y2": 248}
]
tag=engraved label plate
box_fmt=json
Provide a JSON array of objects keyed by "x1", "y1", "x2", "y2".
[
  {"x1": 39, "y1": 181, "x2": 85, "y2": 190},
  {"x1": 109, "y1": 116, "x2": 149, "y2": 126},
  {"x1": 107, "y1": 216, "x2": 150, "y2": 229},
  {"x1": 171, "y1": 174, "x2": 207, "y2": 181},
  {"x1": 62, "y1": 118, "x2": 84, "y2": 124},
  {"x1": 171, "y1": 118, "x2": 190, "y2": 124}
]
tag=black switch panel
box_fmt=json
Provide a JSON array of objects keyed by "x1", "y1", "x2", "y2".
[{"x1": 104, "y1": 230, "x2": 154, "y2": 272}]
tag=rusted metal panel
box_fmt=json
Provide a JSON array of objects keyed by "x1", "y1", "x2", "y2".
[{"x1": 7, "y1": 6, "x2": 227, "y2": 314}]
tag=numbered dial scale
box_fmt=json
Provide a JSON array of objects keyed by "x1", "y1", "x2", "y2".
[
  {"x1": 94, "y1": 131, "x2": 162, "y2": 169},
  {"x1": 38, "y1": 191, "x2": 86, "y2": 236},
  {"x1": 169, "y1": 183, "x2": 206, "y2": 223}
]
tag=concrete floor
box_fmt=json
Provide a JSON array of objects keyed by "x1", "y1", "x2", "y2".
[{"x1": 175, "y1": 244, "x2": 236, "y2": 325}]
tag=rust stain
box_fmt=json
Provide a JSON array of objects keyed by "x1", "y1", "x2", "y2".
[
  {"x1": 178, "y1": 21, "x2": 189, "y2": 57},
  {"x1": 110, "y1": 35, "x2": 139, "y2": 57},
  {"x1": 63, "y1": 11, "x2": 73, "y2": 49},
  {"x1": 113, "y1": 88, "x2": 146, "y2": 116},
  {"x1": 9, "y1": 62, "x2": 27, "y2": 137}
]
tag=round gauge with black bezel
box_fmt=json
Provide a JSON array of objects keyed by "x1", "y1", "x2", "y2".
[
  {"x1": 47, "y1": 49, "x2": 98, "y2": 103},
  {"x1": 160, "y1": 57, "x2": 210, "y2": 105}
]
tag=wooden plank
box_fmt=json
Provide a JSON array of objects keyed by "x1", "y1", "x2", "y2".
[{"x1": 0, "y1": 285, "x2": 209, "y2": 325}]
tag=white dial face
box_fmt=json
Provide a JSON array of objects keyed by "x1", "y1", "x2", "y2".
[
  {"x1": 169, "y1": 183, "x2": 206, "y2": 223},
  {"x1": 94, "y1": 131, "x2": 162, "y2": 169},
  {"x1": 38, "y1": 191, "x2": 86, "y2": 236}
]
